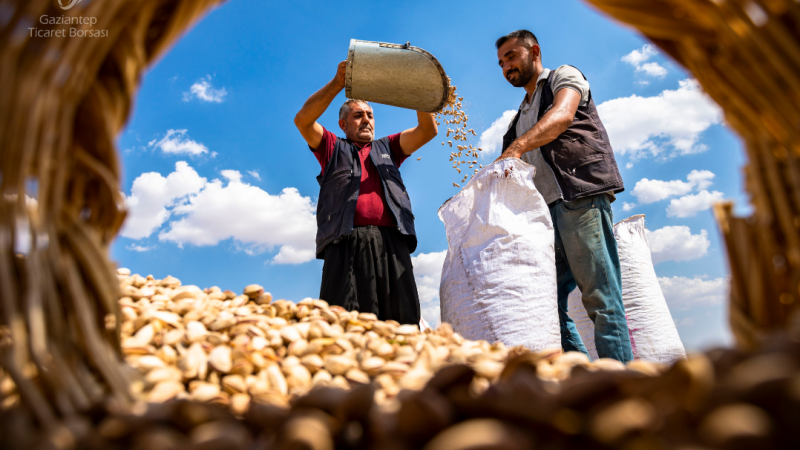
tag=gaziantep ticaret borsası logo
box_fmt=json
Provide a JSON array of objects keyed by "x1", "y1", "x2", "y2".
[{"x1": 58, "y1": 0, "x2": 81, "y2": 11}]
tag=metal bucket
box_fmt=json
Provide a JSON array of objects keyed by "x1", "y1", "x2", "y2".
[{"x1": 345, "y1": 39, "x2": 450, "y2": 113}]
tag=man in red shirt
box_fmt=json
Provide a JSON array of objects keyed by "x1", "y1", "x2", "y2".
[{"x1": 294, "y1": 61, "x2": 438, "y2": 324}]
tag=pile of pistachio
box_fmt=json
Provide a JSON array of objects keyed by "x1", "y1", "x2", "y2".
[
  {"x1": 4, "y1": 271, "x2": 797, "y2": 450},
  {"x1": 114, "y1": 269, "x2": 664, "y2": 415}
]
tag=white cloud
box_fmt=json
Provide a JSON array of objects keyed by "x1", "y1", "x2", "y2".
[
  {"x1": 123, "y1": 162, "x2": 317, "y2": 264},
  {"x1": 631, "y1": 170, "x2": 715, "y2": 205},
  {"x1": 622, "y1": 44, "x2": 658, "y2": 67},
  {"x1": 622, "y1": 202, "x2": 636, "y2": 211},
  {"x1": 597, "y1": 79, "x2": 722, "y2": 159},
  {"x1": 658, "y1": 276, "x2": 728, "y2": 310},
  {"x1": 632, "y1": 178, "x2": 694, "y2": 205},
  {"x1": 183, "y1": 76, "x2": 227, "y2": 103},
  {"x1": 157, "y1": 167, "x2": 317, "y2": 264},
  {"x1": 637, "y1": 62, "x2": 667, "y2": 78},
  {"x1": 149, "y1": 129, "x2": 209, "y2": 156},
  {"x1": 272, "y1": 246, "x2": 316, "y2": 265},
  {"x1": 411, "y1": 250, "x2": 447, "y2": 327},
  {"x1": 127, "y1": 244, "x2": 155, "y2": 252},
  {"x1": 478, "y1": 110, "x2": 517, "y2": 155},
  {"x1": 666, "y1": 190, "x2": 725, "y2": 218},
  {"x1": 622, "y1": 45, "x2": 667, "y2": 79},
  {"x1": 646, "y1": 226, "x2": 710, "y2": 264},
  {"x1": 121, "y1": 161, "x2": 207, "y2": 239},
  {"x1": 687, "y1": 170, "x2": 715, "y2": 190},
  {"x1": 248, "y1": 170, "x2": 261, "y2": 180}
]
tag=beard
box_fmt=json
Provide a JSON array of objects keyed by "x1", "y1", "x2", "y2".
[
  {"x1": 506, "y1": 64, "x2": 535, "y2": 88},
  {"x1": 351, "y1": 124, "x2": 373, "y2": 142}
]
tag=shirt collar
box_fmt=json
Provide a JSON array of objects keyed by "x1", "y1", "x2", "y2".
[{"x1": 519, "y1": 68, "x2": 551, "y2": 110}]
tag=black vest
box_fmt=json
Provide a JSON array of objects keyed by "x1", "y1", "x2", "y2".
[
  {"x1": 315, "y1": 136, "x2": 417, "y2": 258},
  {"x1": 502, "y1": 68, "x2": 624, "y2": 202}
]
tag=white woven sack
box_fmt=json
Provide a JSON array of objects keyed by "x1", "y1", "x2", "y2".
[
  {"x1": 567, "y1": 289, "x2": 600, "y2": 360},
  {"x1": 438, "y1": 158, "x2": 560, "y2": 351},
  {"x1": 567, "y1": 215, "x2": 686, "y2": 364}
]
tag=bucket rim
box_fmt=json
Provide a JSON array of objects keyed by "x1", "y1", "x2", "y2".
[{"x1": 346, "y1": 39, "x2": 451, "y2": 113}]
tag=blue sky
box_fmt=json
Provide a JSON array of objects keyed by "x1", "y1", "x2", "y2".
[{"x1": 113, "y1": 0, "x2": 747, "y2": 352}]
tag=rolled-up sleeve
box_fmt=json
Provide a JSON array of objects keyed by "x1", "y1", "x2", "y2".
[{"x1": 551, "y1": 65, "x2": 591, "y2": 108}]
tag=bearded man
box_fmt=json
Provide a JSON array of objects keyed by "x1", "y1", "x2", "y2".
[
  {"x1": 495, "y1": 30, "x2": 633, "y2": 362},
  {"x1": 294, "y1": 61, "x2": 437, "y2": 325}
]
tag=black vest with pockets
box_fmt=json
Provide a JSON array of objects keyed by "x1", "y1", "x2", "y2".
[
  {"x1": 315, "y1": 136, "x2": 417, "y2": 258},
  {"x1": 502, "y1": 67, "x2": 624, "y2": 202}
]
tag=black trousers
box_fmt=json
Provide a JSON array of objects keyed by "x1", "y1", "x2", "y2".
[{"x1": 319, "y1": 226, "x2": 421, "y2": 325}]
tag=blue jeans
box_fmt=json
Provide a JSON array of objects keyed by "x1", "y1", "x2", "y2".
[{"x1": 550, "y1": 194, "x2": 633, "y2": 363}]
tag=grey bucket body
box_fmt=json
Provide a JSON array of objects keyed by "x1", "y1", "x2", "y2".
[{"x1": 345, "y1": 39, "x2": 450, "y2": 113}]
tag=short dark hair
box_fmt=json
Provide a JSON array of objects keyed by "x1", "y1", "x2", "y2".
[{"x1": 495, "y1": 30, "x2": 539, "y2": 50}]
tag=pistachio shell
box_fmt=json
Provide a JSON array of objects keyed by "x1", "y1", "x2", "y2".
[
  {"x1": 285, "y1": 364, "x2": 312, "y2": 392},
  {"x1": 345, "y1": 368, "x2": 370, "y2": 385},
  {"x1": 145, "y1": 367, "x2": 182, "y2": 385},
  {"x1": 301, "y1": 354, "x2": 325, "y2": 373},
  {"x1": 472, "y1": 359, "x2": 505, "y2": 380},
  {"x1": 190, "y1": 382, "x2": 221, "y2": 401},
  {"x1": 137, "y1": 355, "x2": 167, "y2": 372},
  {"x1": 208, "y1": 346, "x2": 232, "y2": 374},
  {"x1": 325, "y1": 355, "x2": 356, "y2": 376},
  {"x1": 243, "y1": 284, "x2": 264, "y2": 299},
  {"x1": 221, "y1": 374, "x2": 247, "y2": 394},
  {"x1": 209, "y1": 311, "x2": 237, "y2": 331},
  {"x1": 230, "y1": 393, "x2": 250, "y2": 416},
  {"x1": 266, "y1": 364, "x2": 288, "y2": 396},
  {"x1": 156, "y1": 345, "x2": 177, "y2": 365},
  {"x1": 593, "y1": 358, "x2": 627, "y2": 371},
  {"x1": 395, "y1": 324, "x2": 420, "y2": 336},
  {"x1": 361, "y1": 357, "x2": 386, "y2": 376},
  {"x1": 280, "y1": 326, "x2": 302, "y2": 344},
  {"x1": 311, "y1": 369, "x2": 333, "y2": 388},
  {"x1": 381, "y1": 362, "x2": 410, "y2": 378},
  {"x1": 186, "y1": 321, "x2": 208, "y2": 343},
  {"x1": 398, "y1": 368, "x2": 432, "y2": 391},
  {"x1": 357, "y1": 312, "x2": 378, "y2": 322},
  {"x1": 131, "y1": 324, "x2": 155, "y2": 346},
  {"x1": 159, "y1": 275, "x2": 181, "y2": 288},
  {"x1": 148, "y1": 381, "x2": 184, "y2": 402},
  {"x1": 256, "y1": 292, "x2": 273, "y2": 305},
  {"x1": 331, "y1": 375, "x2": 351, "y2": 390}
]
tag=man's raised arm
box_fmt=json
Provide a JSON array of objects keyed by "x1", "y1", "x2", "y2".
[
  {"x1": 294, "y1": 61, "x2": 347, "y2": 149},
  {"x1": 398, "y1": 111, "x2": 439, "y2": 155},
  {"x1": 495, "y1": 87, "x2": 581, "y2": 161}
]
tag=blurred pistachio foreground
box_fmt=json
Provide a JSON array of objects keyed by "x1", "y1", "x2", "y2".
[
  {"x1": 112, "y1": 269, "x2": 658, "y2": 411},
  {"x1": 3, "y1": 270, "x2": 800, "y2": 449}
]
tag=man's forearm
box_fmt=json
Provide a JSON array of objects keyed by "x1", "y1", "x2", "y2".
[
  {"x1": 399, "y1": 111, "x2": 439, "y2": 155},
  {"x1": 295, "y1": 79, "x2": 343, "y2": 128},
  {"x1": 508, "y1": 110, "x2": 571, "y2": 156},
  {"x1": 416, "y1": 111, "x2": 437, "y2": 137},
  {"x1": 496, "y1": 88, "x2": 581, "y2": 161}
]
